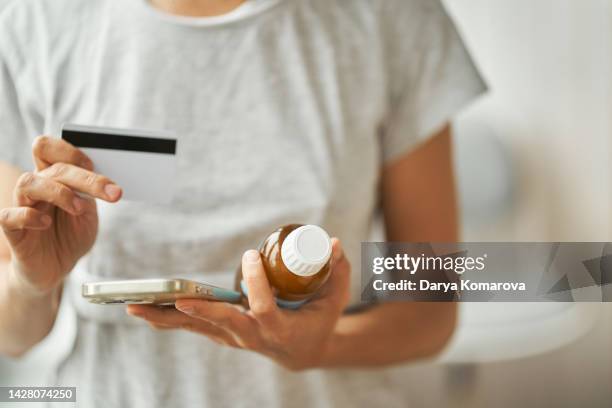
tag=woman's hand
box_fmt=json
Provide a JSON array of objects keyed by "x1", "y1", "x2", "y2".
[
  {"x1": 127, "y1": 239, "x2": 351, "y2": 371},
  {"x1": 0, "y1": 136, "x2": 122, "y2": 295}
]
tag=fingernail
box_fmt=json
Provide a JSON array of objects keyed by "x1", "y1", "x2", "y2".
[
  {"x1": 332, "y1": 240, "x2": 343, "y2": 263},
  {"x1": 243, "y1": 250, "x2": 260, "y2": 264},
  {"x1": 104, "y1": 184, "x2": 121, "y2": 200},
  {"x1": 126, "y1": 308, "x2": 141, "y2": 316},
  {"x1": 40, "y1": 215, "x2": 52, "y2": 226},
  {"x1": 72, "y1": 197, "x2": 84, "y2": 213}
]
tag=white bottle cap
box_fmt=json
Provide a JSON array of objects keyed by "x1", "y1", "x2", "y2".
[{"x1": 280, "y1": 225, "x2": 332, "y2": 277}]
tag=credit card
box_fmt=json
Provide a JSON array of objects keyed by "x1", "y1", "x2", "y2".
[{"x1": 61, "y1": 124, "x2": 177, "y2": 204}]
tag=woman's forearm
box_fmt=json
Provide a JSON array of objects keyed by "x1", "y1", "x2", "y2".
[
  {"x1": 319, "y1": 302, "x2": 457, "y2": 368},
  {"x1": 0, "y1": 260, "x2": 61, "y2": 357}
]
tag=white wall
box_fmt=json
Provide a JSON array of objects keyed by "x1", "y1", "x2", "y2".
[
  {"x1": 448, "y1": 0, "x2": 612, "y2": 241},
  {"x1": 446, "y1": 0, "x2": 612, "y2": 406}
]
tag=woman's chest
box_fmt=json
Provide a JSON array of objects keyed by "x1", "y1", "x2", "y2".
[{"x1": 51, "y1": 26, "x2": 386, "y2": 218}]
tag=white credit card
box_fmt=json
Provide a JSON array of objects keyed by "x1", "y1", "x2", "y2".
[{"x1": 61, "y1": 124, "x2": 177, "y2": 204}]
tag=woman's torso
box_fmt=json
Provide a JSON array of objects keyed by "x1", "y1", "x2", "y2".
[{"x1": 23, "y1": 1, "x2": 404, "y2": 406}]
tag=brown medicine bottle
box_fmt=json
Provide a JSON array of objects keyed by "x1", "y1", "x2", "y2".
[{"x1": 235, "y1": 224, "x2": 332, "y2": 309}]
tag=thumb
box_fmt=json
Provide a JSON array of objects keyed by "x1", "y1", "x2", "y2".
[{"x1": 242, "y1": 249, "x2": 281, "y2": 327}]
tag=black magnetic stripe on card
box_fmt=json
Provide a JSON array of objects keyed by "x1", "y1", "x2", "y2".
[{"x1": 62, "y1": 130, "x2": 176, "y2": 154}]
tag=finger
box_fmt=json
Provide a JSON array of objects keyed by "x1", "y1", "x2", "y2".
[
  {"x1": 175, "y1": 300, "x2": 261, "y2": 349},
  {"x1": 126, "y1": 305, "x2": 236, "y2": 346},
  {"x1": 308, "y1": 238, "x2": 351, "y2": 312},
  {"x1": 126, "y1": 305, "x2": 191, "y2": 325},
  {"x1": 32, "y1": 135, "x2": 93, "y2": 171},
  {"x1": 38, "y1": 163, "x2": 122, "y2": 202},
  {"x1": 149, "y1": 322, "x2": 177, "y2": 330},
  {"x1": 241, "y1": 249, "x2": 281, "y2": 328},
  {"x1": 330, "y1": 237, "x2": 345, "y2": 266},
  {"x1": 0, "y1": 207, "x2": 51, "y2": 232},
  {"x1": 14, "y1": 172, "x2": 88, "y2": 216}
]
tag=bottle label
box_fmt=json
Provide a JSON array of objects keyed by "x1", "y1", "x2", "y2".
[{"x1": 239, "y1": 281, "x2": 309, "y2": 310}]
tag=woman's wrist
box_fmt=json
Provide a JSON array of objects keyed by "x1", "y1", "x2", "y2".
[
  {"x1": 5, "y1": 260, "x2": 61, "y2": 301},
  {"x1": 311, "y1": 318, "x2": 352, "y2": 369},
  {"x1": 0, "y1": 260, "x2": 62, "y2": 357}
]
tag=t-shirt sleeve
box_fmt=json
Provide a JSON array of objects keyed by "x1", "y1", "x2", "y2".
[{"x1": 380, "y1": 0, "x2": 488, "y2": 164}]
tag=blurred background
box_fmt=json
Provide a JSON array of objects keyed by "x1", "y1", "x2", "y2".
[
  {"x1": 445, "y1": 0, "x2": 611, "y2": 406},
  {"x1": 1, "y1": 0, "x2": 611, "y2": 407}
]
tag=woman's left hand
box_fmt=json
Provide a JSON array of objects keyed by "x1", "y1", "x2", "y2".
[{"x1": 127, "y1": 238, "x2": 351, "y2": 371}]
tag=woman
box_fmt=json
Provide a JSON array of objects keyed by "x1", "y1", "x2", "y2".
[{"x1": 0, "y1": 0, "x2": 486, "y2": 406}]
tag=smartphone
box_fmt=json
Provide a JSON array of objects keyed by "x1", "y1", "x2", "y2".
[{"x1": 82, "y1": 278, "x2": 242, "y2": 305}]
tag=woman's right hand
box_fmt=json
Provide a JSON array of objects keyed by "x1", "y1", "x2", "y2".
[{"x1": 0, "y1": 136, "x2": 122, "y2": 295}]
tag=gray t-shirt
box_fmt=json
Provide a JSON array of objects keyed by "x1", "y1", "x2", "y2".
[{"x1": 0, "y1": 0, "x2": 486, "y2": 406}]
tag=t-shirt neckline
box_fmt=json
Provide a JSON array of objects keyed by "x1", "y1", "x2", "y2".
[{"x1": 136, "y1": 0, "x2": 282, "y2": 27}]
